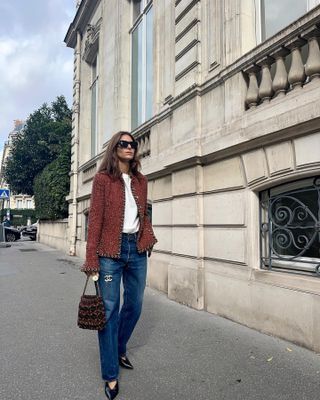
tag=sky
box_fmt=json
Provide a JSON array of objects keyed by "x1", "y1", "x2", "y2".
[{"x1": 0, "y1": 0, "x2": 77, "y2": 160}]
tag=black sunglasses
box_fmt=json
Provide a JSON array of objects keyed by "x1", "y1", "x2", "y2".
[{"x1": 117, "y1": 140, "x2": 138, "y2": 150}]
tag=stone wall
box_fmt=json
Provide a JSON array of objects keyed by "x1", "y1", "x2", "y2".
[{"x1": 38, "y1": 220, "x2": 69, "y2": 254}]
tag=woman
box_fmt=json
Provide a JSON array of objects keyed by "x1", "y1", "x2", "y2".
[{"x1": 82, "y1": 131, "x2": 157, "y2": 399}]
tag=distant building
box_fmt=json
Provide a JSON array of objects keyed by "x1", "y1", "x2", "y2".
[
  {"x1": 0, "y1": 120, "x2": 35, "y2": 213},
  {"x1": 64, "y1": 1, "x2": 320, "y2": 351}
]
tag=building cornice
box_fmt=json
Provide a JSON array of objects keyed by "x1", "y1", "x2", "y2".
[{"x1": 64, "y1": 0, "x2": 101, "y2": 48}]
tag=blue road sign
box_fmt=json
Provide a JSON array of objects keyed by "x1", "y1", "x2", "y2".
[{"x1": 0, "y1": 189, "x2": 10, "y2": 199}]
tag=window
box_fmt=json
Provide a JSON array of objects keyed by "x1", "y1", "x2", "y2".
[
  {"x1": 16, "y1": 199, "x2": 23, "y2": 209},
  {"x1": 90, "y1": 55, "x2": 99, "y2": 157},
  {"x1": 256, "y1": 0, "x2": 320, "y2": 42},
  {"x1": 131, "y1": 0, "x2": 153, "y2": 130},
  {"x1": 260, "y1": 177, "x2": 320, "y2": 276},
  {"x1": 26, "y1": 200, "x2": 32, "y2": 209}
]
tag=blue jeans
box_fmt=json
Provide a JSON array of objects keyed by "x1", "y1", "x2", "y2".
[{"x1": 98, "y1": 233, "x2": 147, "y2": 382}]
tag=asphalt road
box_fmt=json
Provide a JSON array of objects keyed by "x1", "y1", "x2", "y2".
[{"x1": 0, "y1": 240, "x2": 320, "y2": 400}]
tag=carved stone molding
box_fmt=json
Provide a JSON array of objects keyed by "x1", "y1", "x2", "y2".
[{"x1": 83, "y1": 19, "x2": 101, "y2": 64}]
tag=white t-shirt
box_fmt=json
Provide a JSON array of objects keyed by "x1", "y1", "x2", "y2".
[{"x1": 122, "y1": 173, "x2": 140, "y2": 233}]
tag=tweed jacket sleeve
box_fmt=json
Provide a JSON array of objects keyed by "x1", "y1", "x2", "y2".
[
  {"x1": 140, "y1": 174, "x2": 157, "y2": 251},
  {"x1": 144, "y1": 202, "x2": 155, "y2": 253},
  {"x1": 81, "y1": 173, "x2": 106, "y2": 273}
]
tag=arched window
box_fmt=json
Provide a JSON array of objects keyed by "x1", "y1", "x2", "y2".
[{"x1": 260, "y1": 177, "x2": 320, "y2": 276}]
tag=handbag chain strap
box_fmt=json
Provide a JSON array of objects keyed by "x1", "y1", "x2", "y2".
[{"x1": 82, "y1": 275, "x2": 101, "y2": 296}]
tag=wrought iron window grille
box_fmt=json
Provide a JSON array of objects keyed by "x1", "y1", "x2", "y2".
[{"x1": 260, "y1": 177, "x2": 320, "y2": 277}]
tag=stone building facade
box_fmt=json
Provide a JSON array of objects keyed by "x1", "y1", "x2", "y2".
[
  {"x1": 65, "y1": 0, "x2": 320, "y2": 351},
  {"x1": 0, "y1": 121, "x2": 35, "y2": 214}
]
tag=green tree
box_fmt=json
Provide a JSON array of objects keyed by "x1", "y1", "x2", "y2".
[
  {"x1": 4, "y1": 96, "x2": 71, "y2": 195},
  {"x1": 33, "y1": 142, "x2": 71, "y2": 220}
]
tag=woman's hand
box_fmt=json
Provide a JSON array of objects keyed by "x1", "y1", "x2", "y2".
[
  {"x1": 85, "y1": 271, "x2": 99, "y2": 281},
  {"x1": 147, "y1": 246, "x2": 153, "y2": 258}
]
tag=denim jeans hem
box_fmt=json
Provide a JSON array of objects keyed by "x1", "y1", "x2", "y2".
[
  {"x1": 104, "y1": 376, "x2": 118, "y2": 382},
  {"x1": 118, "y1": 347, "x2": 126, "y2": 357}
]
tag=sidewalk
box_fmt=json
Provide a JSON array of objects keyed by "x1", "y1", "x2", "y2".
[{"x1": 0, "y1": 240, "x2": 319, "y2": 400}]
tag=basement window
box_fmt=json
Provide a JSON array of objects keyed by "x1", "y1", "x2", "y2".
[{"x1": 260, "y1": 177, "x2": 320, "y2": 276}]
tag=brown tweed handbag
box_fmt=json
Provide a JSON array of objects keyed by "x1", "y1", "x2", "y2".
[{"x1": 77, "y1": 276, "x2": 106, "y2": 331}]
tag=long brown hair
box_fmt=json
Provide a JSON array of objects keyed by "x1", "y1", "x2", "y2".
[{"x1": 98, "y1": 131, "x2": 141, "y2": 178}]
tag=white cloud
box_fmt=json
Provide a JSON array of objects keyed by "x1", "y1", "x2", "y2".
[{"x1": 0, "y1": 0, "x2": 75, "y2": 146}]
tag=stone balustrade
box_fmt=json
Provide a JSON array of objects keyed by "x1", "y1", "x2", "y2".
[
  {"x1": 136, "y1": 131, "x2": 150, "y2": 158},
  {"x1": 82, "y1": 162, "x2": 96, "y2": 183},
  {"x1": 244, "y1": 24, "x2": 320, "y2": 109}
]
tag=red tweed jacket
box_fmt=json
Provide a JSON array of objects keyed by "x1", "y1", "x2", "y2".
[{"x1": 82, "y1": 171, "x2": 157, "y2": 273}]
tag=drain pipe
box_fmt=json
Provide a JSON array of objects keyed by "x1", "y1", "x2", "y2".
[{"x1": 69, "y1": 30, "x2": 81, "y2": 256}]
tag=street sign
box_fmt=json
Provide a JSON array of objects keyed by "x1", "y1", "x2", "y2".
[{"x1": 0, "y1": 188, "x2": 10, "y2": 199}]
